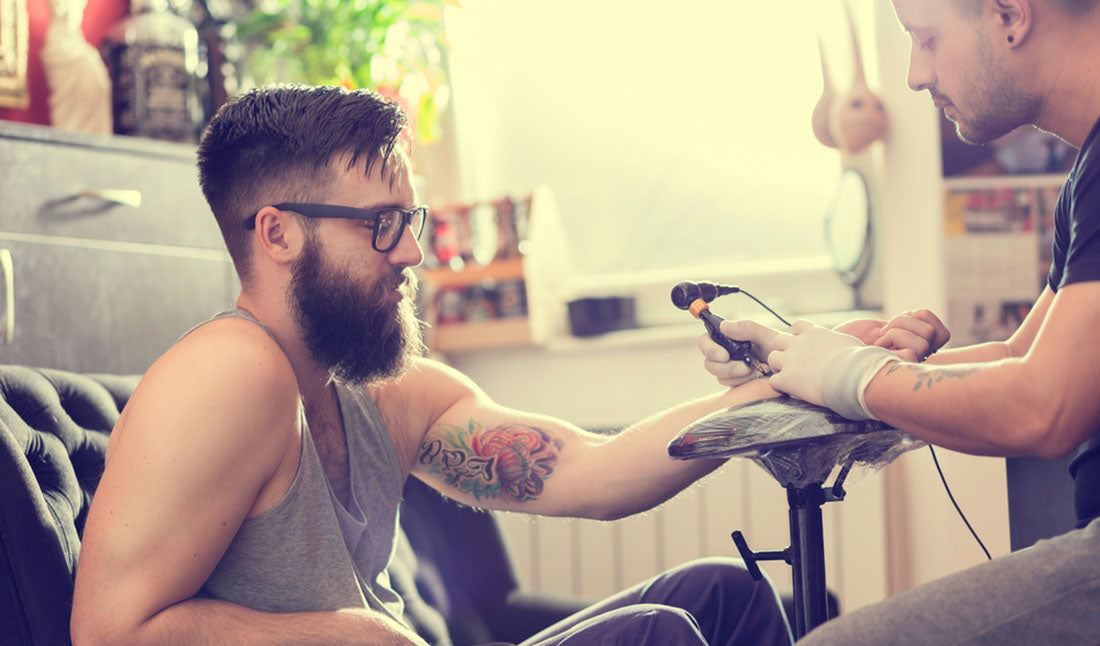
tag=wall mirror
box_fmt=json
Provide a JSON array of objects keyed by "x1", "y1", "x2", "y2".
[{"x1": 824, "y1": 168, "x2": 872, "y2": 289}]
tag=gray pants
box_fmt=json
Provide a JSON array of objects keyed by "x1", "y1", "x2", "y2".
[
  {"x1": 519, "y1": 557, "x2": 793, "y2": 646},
  {"x1": 800, "y1": 516, "x2": 1100, "y2": 645}
]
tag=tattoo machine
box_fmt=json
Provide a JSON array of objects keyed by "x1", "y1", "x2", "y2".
[{"x1": 670, "y1": 281, "x2": 791, "y2": 374}]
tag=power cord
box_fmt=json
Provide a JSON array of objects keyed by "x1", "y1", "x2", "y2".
[
  {"x1": 738, "y1": 291, "x2": 991, "y2": 561},
  {"x1": 739, "y1": 289, "x2": 791, "y2": 327},
  {"x1": 928, "y1": 445, "x2": 992, "y2": 560}
]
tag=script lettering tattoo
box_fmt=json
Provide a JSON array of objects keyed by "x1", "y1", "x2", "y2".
[
  {"x1": 885, "y1": 363, "x2": 978, "y2": 391},
  {"x1": 418, "y1": 420, "x2": 564, "y2": 503},
  {"x1": 418, "y1": 439, "x2": 496, "y2": 482}
]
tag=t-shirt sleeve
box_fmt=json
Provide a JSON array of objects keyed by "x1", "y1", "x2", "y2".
[
  {"x1": 1049, "y1": 183, "x2": 1071, "y2": 291},
  {"x1": 1059, "y1": 138, "x2": 1100, "y2": 288}
]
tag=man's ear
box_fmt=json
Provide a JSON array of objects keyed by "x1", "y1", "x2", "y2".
[
  {"x1": 253, "y1": 206, "x2": 306, "y2": 266},
  {"x1": 991, "y1": 0, "x2": 1032, "y2": 47}
]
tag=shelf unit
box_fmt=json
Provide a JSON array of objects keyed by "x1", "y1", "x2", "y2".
[
  {"x1": 417, "y1": 185, "x2": 571, "y2": 355},
  {"x1": 421, "y1": 257, "x2": 532, "y2": 353}
]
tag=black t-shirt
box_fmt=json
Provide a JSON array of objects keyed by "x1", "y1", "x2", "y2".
[{"x1": 1046, "y1": 114, "x2": 1100, "y2": 526}]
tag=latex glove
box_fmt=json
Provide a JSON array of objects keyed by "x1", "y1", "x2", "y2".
[
  {"x1": 873, "y1": 309, "x2": 950, "y2": 361},
  {"x1": 720, "y1": 319, "x2": 898, "y2": 420},
  {"x1": 698, "y1": 331, "x2": 758, "y2": 388}
]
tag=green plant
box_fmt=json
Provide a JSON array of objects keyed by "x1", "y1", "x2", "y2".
[{"x1": 236, "y1": 0, "x2": 455, "y2": 143}]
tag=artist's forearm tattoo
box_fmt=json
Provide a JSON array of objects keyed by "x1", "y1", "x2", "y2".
[
  {"x1": 886, "y1": 362, "x2": 977, "y2": 391},
  {"x1": 418, "y1": 420, "x2": 564, "y2": 503}
]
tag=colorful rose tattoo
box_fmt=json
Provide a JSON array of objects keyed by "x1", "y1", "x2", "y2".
[{"x1": 418, "y1": 420, "x2": 564, "y2": 503}]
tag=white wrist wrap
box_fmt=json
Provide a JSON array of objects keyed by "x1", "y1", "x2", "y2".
[{"x1": 821, "y1": 346, "x2": 897, "y2": 421}]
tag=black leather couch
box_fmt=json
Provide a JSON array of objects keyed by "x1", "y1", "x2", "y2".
[{"x1": 0, "y1": 365, "x2": 587, "y2": 646}]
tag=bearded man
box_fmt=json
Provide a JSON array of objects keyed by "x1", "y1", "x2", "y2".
[{"x1": 69, "y1": 85, "x2": 803, "y2": 646}]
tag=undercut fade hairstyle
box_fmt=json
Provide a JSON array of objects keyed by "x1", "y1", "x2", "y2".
[{"x1": 196, "y1": 84, "x2": 409, "y2": 284}]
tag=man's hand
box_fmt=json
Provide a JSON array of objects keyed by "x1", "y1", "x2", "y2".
[
  {"x1": 698, "y1": 332, "x2": 759, "y2": 387},
  {"x1": 707, "y1": 319, "x2": 898, "y2": 420},
  {"x1": 834, "y1": 309, "x2": 950, "y2": 362}
]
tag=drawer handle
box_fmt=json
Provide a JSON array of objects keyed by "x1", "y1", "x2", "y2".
[
  {"x1": 0, "y1": 249, "x2": 12, "y2": 344},
  {"x1": 78, "y1": 189, "x2": 143, "y2": 208}
]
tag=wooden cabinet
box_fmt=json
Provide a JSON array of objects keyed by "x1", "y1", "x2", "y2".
[{"x1": 0, "y1": 121, "x2": 236, "y2": 374}]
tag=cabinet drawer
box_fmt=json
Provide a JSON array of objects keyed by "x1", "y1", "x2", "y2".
[
  {"x1": 0, "y1": 238, "x2": 235, "y2": 374},
  {"x1": 0, "y1": 128, "x2": 223, "y2": 250}
]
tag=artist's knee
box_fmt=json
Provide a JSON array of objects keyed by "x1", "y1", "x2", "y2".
[{"x1": 796, "y1": 616, "x2": 856, "y2": 646}]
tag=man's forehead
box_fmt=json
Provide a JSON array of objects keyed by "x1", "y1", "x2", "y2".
[{"x1": 892, "y1": 0, "x2": 946, "y2": 30}]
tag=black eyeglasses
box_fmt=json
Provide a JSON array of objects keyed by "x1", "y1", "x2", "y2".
[{"x1": 245, "y1": 202, "x2": 427, "y2": 253}]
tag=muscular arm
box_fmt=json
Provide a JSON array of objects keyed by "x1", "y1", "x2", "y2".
[
  {"x1": 392, "y1": 359, "x2": 778, "y2": 521},
  {"x1": 71, "y1": 321, "x2": 425, "y2": 646},
  {"x1": 864, "y1": 283, "x2": 1099, "y2": 459}
]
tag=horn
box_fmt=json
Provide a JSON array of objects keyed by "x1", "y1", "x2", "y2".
[
  {"x1": 812, "y1": 36, "x2": 838, "y2": 148},
  {"x1": 844, "y1": 0, "x2": 868, "y2": 90}
]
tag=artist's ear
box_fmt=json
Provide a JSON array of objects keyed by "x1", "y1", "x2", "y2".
[
  {"x1": 253, "y1": 206, "x2": 305, "y2": 266},
  {"x1": 992, "y1": 0, "x2": 1031, "y2": 47}
]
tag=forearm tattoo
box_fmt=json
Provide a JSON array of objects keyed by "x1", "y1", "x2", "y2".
[
  {"x1": 418, "y1": 420, "x2": 563, "y2": 503},
  {"x1": 886, "y1": 362, "x2": 977, "y2": 391}
]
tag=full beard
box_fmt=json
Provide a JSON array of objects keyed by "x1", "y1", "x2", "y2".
[{"x1": 289, "y1": 235, "x2": 425, "y2": 386}]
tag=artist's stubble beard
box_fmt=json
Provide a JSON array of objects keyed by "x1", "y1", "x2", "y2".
[{"x1": 950, "y1": 32, "x2": 1041, "y2": 145}]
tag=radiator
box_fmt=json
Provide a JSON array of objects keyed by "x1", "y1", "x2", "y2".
[{"x1": 493, "y1": 459, "x2": 892, "y2": 608}]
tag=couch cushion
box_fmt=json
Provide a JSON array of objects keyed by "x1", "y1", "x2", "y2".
[{"x1": 0, "y1": 366, "x2": 138, "y2": 646}]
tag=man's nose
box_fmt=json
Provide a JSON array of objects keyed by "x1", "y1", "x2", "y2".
[
  {"x1": 387, "y1": 222, "x2": 424, "y2": 268},
  {"x1": 907, "y1": 48, "x2": 935, "y2": 92}
]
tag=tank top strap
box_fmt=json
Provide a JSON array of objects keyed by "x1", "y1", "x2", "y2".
[{"x1": 179, "y1": 308, "x2": 288, "y2": 353}]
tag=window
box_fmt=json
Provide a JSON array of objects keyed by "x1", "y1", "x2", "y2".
[{"x1": 444, "y1": 1, "x2": 877, "y2": 317}]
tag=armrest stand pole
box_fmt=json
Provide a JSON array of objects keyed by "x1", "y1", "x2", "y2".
[
  {"x1": 730, "y1": 462, "x2": 850, "y2": 639},
  {"x1": 788, "y1": 485, "x2": 828, "y2": 638}
]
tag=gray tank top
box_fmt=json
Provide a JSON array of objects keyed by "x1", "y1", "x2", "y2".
[{"x1": 189, "y1": 309, "x2": 407, "y2": 623}]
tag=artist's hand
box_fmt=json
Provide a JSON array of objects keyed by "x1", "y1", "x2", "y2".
[
  {"x1": 834, "y1": 309, "x2": 949, "y2": 362},
  {"x1": 716, "y1": 319, "x2": 898, "y2": 419},
  {"x1": 873, "y1": 309, "x2": 950, "y2": 361}
]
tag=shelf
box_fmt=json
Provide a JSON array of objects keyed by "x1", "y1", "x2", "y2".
[
  {"x1": 942, "y1": 173, "x2": 1068, "y2": 190},
  {"x1": 420, "y1": 257, "x2": 525, "y2": 289},
  {"x1": 430, "y1": 317, "x2": 531, "y2": 353}
]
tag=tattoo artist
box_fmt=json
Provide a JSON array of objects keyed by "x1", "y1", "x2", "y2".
[{"x1": 701, "y1": 1, "x2": 1100, "y2": 644}]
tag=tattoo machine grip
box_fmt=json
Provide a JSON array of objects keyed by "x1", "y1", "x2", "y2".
[{"x1": 688, "y1": 299, "x2": 755, "y2": 365}]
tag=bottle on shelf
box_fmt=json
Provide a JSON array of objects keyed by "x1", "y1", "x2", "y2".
[{"x1": 101, "y1": 0, "x2": 205, "y2": 143}]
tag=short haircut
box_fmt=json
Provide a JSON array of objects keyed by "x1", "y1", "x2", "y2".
[
  {"x1": 952, "y1": 0, "x2": 1097, "y2": 19},
  {"x1": 196, "y1": 84, "x2": 409, "y2": 284}
]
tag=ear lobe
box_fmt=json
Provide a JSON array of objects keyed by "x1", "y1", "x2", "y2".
[
  {"x1": 992, "y1": 0, "x2": 1031, "y2": 46},
  {"x1": 254, "y1": 206, "x2": 304, "y2": 266}
]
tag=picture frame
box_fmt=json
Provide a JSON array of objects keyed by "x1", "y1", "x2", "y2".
[{"x1": 0, "y1": 0, "x2": 29, "y2": 109}]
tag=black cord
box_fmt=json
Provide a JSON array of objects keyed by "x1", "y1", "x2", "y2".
[
  {"x1": 736, "y1": 290, "x2": 992, "y2": 561},
  {"x1": 928, "y1": 445, "x2": 992, "y2": 560},
  {"x1": 739, "y1": 289, "x2": 791, "y2": 327}
]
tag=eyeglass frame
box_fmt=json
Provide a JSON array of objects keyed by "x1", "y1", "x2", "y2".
[{"x1": 244, "y1": 202, "x2": 427, "y2": 253}]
